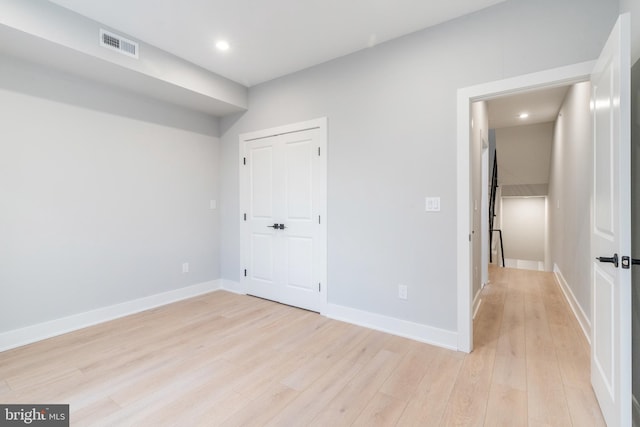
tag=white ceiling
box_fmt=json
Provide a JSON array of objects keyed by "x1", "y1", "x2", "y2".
[
  {"x1": 487, "y1": 85, "x2": 571, "y2": 129},
  {"x1": 47, "y1": 0, "x2": 506, "y2": 87}
]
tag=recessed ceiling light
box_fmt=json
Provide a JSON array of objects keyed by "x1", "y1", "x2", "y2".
[
  {"x1": 216, "y1": 40, "x2": 230, "y2": 51},
  {"x1": 519, "y1": 112, "x2": 529, "y2": 119}
]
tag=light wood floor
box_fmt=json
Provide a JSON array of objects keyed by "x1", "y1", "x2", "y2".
[{"x1": 0, "y1": 268, "x2": 605, "y2": 426}]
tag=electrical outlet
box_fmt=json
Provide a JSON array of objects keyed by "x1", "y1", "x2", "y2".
[
  {"x1": 182, "y1": 262, "x2": 189, "y2": 273},
  {"x1": 398, "y1": 284, "x2": 408, "y2": 300}
]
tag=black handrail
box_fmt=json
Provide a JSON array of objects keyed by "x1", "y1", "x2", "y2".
[{"x1": 489, "y1": 150, "x2": 501, "y2": 265}]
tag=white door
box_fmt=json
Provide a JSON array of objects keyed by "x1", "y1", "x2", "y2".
[
  {"x1": 591, "y1": 14, "x2": 632, "y2": 427},
  {"x1": 240, "y1": 119, "x2": 327, "y2": 312}
]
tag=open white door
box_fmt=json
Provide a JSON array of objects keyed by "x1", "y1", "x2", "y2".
[{"x1": 590, "y1": 14, "x2": 632, "y2": 427}]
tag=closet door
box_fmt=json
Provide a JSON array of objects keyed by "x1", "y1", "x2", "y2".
[{"x1": 240, "y1": 121, "x2": 326, "y2": 312}]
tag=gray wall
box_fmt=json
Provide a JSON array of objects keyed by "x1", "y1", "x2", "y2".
[
  {"x1": 220, "y1": 0, "x2": 619, "y2": 331},
  {"x1": 547, "y1": 81, "x2": 593, "y2": 318},
  {"x1": 0, "y1": 55, "x2": 220, "y2": 332},
  {"x1": 495, "y1": 122, "x2": 554, "y2": 187},
  {"x1": 501, "y1": 197, "x2": 546, "y2": 263},
  {"x1": 631, "y1": 57, "x2": 640, "y2": 420}
]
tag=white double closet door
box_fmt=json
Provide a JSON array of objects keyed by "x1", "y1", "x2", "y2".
[{"x1": 240, "y1": 120, "x2": 326, "y2": 313}]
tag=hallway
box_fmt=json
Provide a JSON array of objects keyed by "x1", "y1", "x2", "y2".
[{"x1": 443, "y1": 267, "x2": 605, "y2": 425}]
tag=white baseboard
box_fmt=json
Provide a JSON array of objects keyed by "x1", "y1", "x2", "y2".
[
  {"x1": 218, "y1": 281, "x2": 457, "y2": 350},
  {"x1": 0, "y1": 278, "x2": 456, "y2": 354},
  {"x1": 553, "y1": 264, "x2": 590, "y2": 344},
  {"x1": 324, "y1": 303, "x2": 458, "y2": 351},
  {"x1": 504, "y1": 258, "x2": 545, "y2": 271},
  {"x1": 0, "y1": 279, "x2": 221, "y2": 352},
  {"x1": 633, "y1": 394, "x2": 640, "y2": 427},
  {"x1": 220, "y1": 279, "x2": 244, "y2": 295}
]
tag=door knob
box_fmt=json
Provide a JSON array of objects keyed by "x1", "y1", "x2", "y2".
[
  {"x1": 596, "y1": 253, "x2": 619, "y2": 268},
  {"x1": 267, "y1": 223, "x2": 286, "y2": 230}
]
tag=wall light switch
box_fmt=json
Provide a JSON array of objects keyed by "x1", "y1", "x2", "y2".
[
  {"x1": 210, "y1": 200, "x2": 217, "y2": 210},
  {"x1": 425, "y1": 197, "x2": 441, "y2": 212}
]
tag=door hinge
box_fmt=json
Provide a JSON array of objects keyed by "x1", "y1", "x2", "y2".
[
  {"x1": 318, "y1": 215, "x2": 321, "y2": 224},
  {"x1": 243, "y1": 213, "x2": 247, "y2": 221},
  {"x1": 318, "y1": 282, "x2": 321, "y2": 292},
  {"x1": 244, "y1": 269, "x2": 247, "y2": 277},
  {"x1": 469, "y1": 234, "x2": 472, "y2": 242},
  {"x1": 318, "y1": 147, "x2": 321, "y2": 156},
  {"x1": 243, "y1": 157, "x2": 246, "y2": 165}
]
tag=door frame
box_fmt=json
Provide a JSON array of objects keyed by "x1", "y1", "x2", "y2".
[
  {"x1": 456, "y1": 61, "x2": 595, "y2": 352},
  {"x1": 238, "y1": 117, "x2": 328, "y2": 313}
]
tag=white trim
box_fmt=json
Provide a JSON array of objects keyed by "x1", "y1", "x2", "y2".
[
  {"x1": 472, "y1": 291, "x2": 482, "y2": 320},
  {"x1": 0, "y1": 280, "x2": 221, "y2": 352},
  {"x1": 457, "y1": 60, "x2": 595, "y2": 353},
  {"x1": 553, "y1": 264, "x2": 591, "y2": 344},
  {"x1": 240, "y1": 118, "x2": 324, "y2": 142},
  {"x1": 220, "y1": 279, "x2": 245, "y2": 295},
  {"x1": 215, "y1": 280, "x2": 458, "y2": 349},
  {"x1": 633, "y1": 394, "x2": 640, "y2": 427},
  {"x1": 325, "y1": 303, "x2": 457, "y2": 350},
  {"x1": 504, "y1": 259, "x2": 545, "y2": 271},
  {"x1": 239, "y1": 117, "x2": 328, "y2": 313}
]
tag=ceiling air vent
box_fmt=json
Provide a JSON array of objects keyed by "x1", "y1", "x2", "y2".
[{"x1": 99, "y1": 29, "x2": 138, "y2": 58}]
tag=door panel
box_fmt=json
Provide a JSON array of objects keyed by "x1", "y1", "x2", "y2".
[
  {"x1": 590, "y1": 14, "x2": 631, "y2": 427},
  {"x1": 285, "y1": 236, "x2": 314, "y2": 290},
  {"x1": 284, "y1": 138, "x2": 314, "y2": 220},
  {"x1": 250, "y1": 233, "x2": 275, "y2": 283},
  {"x1": 593, "y1": 62, "x2": 614, "y2": 234},
  {"x1": 593, "y1": 265, "x2": 615, "y2": 391},
  {"x1": 249, "y1": 145, "x2": 274, "y2": 219}
]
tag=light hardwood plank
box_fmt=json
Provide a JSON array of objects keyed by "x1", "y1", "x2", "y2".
[
  {"x1": 526, "y1": 334, "x2": 573, "y2": 426},
  {"x1": 266, "y1": 357, "x2": 364, "y2": 427},
  {"x1": 307, "y1": 349, "x2": 400, "y2": 426},
  {"x1": 378, "y1": 342, "x2": 437, "y2": 401},
  {"x1": 483, "y1": 382, "x2": 528, "y2": 427},
  {"x1": 394, "y1": 347, "x2": 464, "y2": 426},
  {"x1": 564, "y1": 384, "x2": 607, "y2": 426},
  {"x1": 493, "y1": 288, "x2": 527, "y2": 392},
  {"x1": 0, "y1": 379, "x2": 10, "y2": 395},
  {"x1": 351, "y1": 392, "x2": 406, "y2": 427},
  {"x1": 219, "y1": 383, "x2": 299, "y2": 427},
  {"x1": 71, "y1": 398, "x2": 121, "y2": 427}
]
